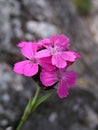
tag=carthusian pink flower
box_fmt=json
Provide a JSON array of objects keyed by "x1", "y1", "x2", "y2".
[
  {"x1": 38, "y1": 34, "x2": 77, "y2": 68},
  {"x1": 13, "y1": 34, "x2": 80, "y2": 99},
  {"x1": 13, "y1": 41, "x2": 55, "y2": 76},
  {"x1": 40, "y1": 68, "x2": 77, "y2": 98},
  {"x1": 13, "y1": 42, "x2": 39, "y2": 76}
]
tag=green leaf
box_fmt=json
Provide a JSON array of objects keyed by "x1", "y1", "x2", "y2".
[
  {"x1": 32, "y1": 92, "x2": 52, "y2": 111},
  {"x1": 31, "y1": 87, "x2": 40, "y2": 107}
]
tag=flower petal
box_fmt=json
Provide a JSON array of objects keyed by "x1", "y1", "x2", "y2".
[
  {"x1": 62, "y1": 51, "x2": 76, "y2": 61},
  {"x1": 50, "y1": 34, "x2": 70, "y2": 49},
  {"x1": 38, "y1": 38, "x2": 51, "y2": 48},
  {"x1": 57, "y1": 80, "x2": 68, "y2": 98},
  {"x1": 65, "y1": 71, "x2": 77, "y2": 87},
  {"x1": 13, "y1": 61, "x2": 25, "y2": 74},
  {"x1": 73, "y1": 52, "x2": 81, "y2": 59},
  {"x1": 18, "y1": 42, "x2": 38, "y2": 59},
  {"x1": 17, "y1": 41, "x2": 27, "y2": 47},
  {"x1": 36, "y1": 49, "x2": 51, "y2": 58},
  {"x1": 39, "y1": 57, "x2": 56, "y2": 71},
  {"x1": 40, "y1": 69, "x2": 57, "y2": 87},
  {"x1": 52, "y1": 53, "x2": 67, "y2": 68},
  {"x1": 13, "y1": 60, "x2": 38, "y2": 76}
]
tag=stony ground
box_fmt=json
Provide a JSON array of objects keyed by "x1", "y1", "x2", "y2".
[{"x1": 0, "y1": 0, "x2": 98, "y2": 130}]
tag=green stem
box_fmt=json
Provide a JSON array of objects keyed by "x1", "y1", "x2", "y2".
[{"x1": 16, "y1": 87, "x2": 40, "y2": 130}]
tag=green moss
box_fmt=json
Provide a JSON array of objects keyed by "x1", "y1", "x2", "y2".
[{"x1": 73, "y1": 0, "x2": 92, "y2": 15}]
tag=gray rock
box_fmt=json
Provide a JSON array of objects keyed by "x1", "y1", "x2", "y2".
[
  {"x1": 5, "y1": 127, "x2": 13, "y2": 130},
  {"x1": 0, "y1": 63, "x2": 23, "y2": 91},
  {"x1": 69, "y1": 123, "x2": 90, "y2": 130},
  {"x1": 22, "y1": 0, "x2": 54, "y2": 21},
  {"x1": 48, "y1": 112, "x2": 58, "y2": 123},
  {"x1": 26, "y1": 21, "x2": 58, "y2": 38},
  {"x1": 25, "y1": 33, "x2": 34, "y2": 41},
  {"x1": 84, "y1": 106, "x2": 98, "y2": 128},
  {"x1": 0, "y1": 0, "x2": 21, "y2": 52},
  {"x1": 12, "y1": 19, "x2": 24, "y2": 39},
  {"x1": 0, "y1": 119, "x2": 8, "y2": 127},
  {"x1": 0, "y1": 63, "x2": 35, "y2": 128},
  {"x1": 90, "y1": 15, "x2": 98, "y2": 44},
  {"x1": 92, "y1": 0, "x2": 98, "y2": 13},
  {"x1": 1, "y1": 94, "x2": 10, "y2": 103}
]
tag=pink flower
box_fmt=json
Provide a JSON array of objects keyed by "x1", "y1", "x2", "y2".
[
  {"x1": 14, "y1": 42, "x2": 39, "y2": 76},
  {"x1": 13, "y1": 34, "x2": 80, "y2": 99},
  {"x1": 38, "y1": 34, "x2": 77, "y2": 68},
  {"x1": 13, "y1": 42, "x2": 55, "y2": 76},
  {"x1": 39, "y1": 34, "x2": 69, "y2": 49},
  {"x1": 40, "y1": 69, "x2": 77, "y2": 98}
]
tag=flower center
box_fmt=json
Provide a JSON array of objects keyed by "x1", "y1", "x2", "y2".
[
  {"x1": 50, "y1": 47, "x2": 56, "y2": 55},
  {"x1": 30, "y1": 57, "x2": 37, "y2": 63},
  {"x1": 56, "y1": 69, "x2": 66, "y2": 81}
]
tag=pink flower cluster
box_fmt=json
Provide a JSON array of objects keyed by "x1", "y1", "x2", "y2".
[{"x1": 13, "y1": 34, "x2": 80, "y2": 98}]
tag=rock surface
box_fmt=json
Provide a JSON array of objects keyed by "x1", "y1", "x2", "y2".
[{"x1": 0, "y1": 0, "x2": 98, "y2": 130}]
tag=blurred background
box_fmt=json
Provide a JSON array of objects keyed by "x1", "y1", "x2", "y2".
[{"x1": 0, "y1": 0, "x2": 98, "y2": 130}]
